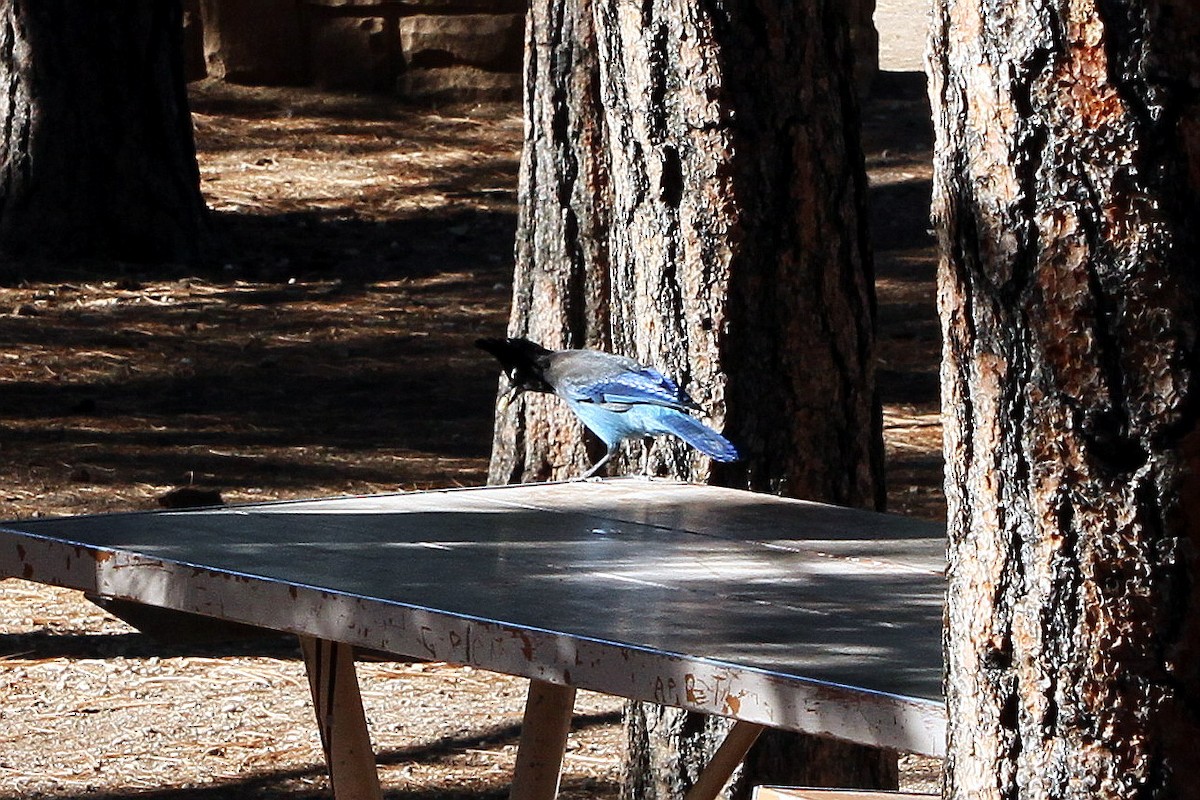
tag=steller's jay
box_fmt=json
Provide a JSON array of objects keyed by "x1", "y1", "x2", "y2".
[{"x1": 477, "y1": 337, "x2": 739, "y2": 478}]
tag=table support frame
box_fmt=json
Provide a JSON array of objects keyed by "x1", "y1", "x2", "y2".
[
  {"x1": 686, "y1": 720, "x2": 768, "y2": 800},
  {"x1": 509, "y1": 679, "x2": 578, "y2": 799},
  {"x1": 299, "y1": 636, "x2": 383, "y2": 800},
  {"x1": 292, "y1": 648, "x2": 769, "y2": 800}
]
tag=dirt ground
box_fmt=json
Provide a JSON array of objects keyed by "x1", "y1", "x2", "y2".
[{"x1": 0, "y1": 66, "x2": 941, "y2": 800}]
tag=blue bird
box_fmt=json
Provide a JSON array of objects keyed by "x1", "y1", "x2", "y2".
[{"x1": 477, "y1": 337, "x2": 739, "y2": 478}]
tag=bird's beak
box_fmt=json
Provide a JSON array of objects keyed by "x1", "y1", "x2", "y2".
[{"x1": 498, "y1": 383, "x2": 523, "y2": 411}]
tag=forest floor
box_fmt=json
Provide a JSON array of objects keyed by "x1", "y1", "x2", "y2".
[{"x1": 0, "y1": 71, "x2": 941, "y2": 799}]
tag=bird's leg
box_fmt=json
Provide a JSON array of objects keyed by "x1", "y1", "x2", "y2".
[
  {"x1": 580, "y1": 446, "x2": 616, "y2": 480},
  {"x1": 641, "y1": 438, "x2": 653, "y2": 478}
]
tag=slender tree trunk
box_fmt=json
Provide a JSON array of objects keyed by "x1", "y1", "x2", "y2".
[
  {"x1": 493, "y1": 0, "x2": 893, "y2": 795},
  {"x1": 487, "y1": 0, "x2": 611, "y2": 484},
  {"x1": 929, "y1": 1, "x2": 1200, "y2": 797},
  {"x1": 0, "y1": 0, "x2": 206, "y2": 264}
]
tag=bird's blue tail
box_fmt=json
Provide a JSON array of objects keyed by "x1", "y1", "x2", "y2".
[{"x1": 653, "y1": 412, "x2": 739, "y2": 462}]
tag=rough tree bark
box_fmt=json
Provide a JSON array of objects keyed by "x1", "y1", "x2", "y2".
[
  {"x1": 491, "y1": 0, "x2": 893, "y2": 795},
  {"x1": 929, "y1": 1, "x2": 1200, "y2": 797},
  {"x1": 0, "y1": 0, "x2": 206, "y2": 264},
  {"x1": 486, "y1": 0, "x2": 612, "y2": 484}
]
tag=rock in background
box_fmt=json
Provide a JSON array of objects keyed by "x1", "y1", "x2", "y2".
[
  {"x1": 397, "y1": 12, "x2": 523, "y2": 101},
  {"x1": 187, "y1": 0, "x2": 525, "y2": 102}
]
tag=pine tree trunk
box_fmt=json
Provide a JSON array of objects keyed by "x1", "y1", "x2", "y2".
[
  {"x1": 487, "y1": 0, "x2": 612, "y2": 484},
  {"x1": 929, "y1": 1, "x2": 1200, "y2": 797},
  {"x1": 0, "y1": 0, "x2": 206, "y2": 264},
  {"x1": 498, "y1": 0, "x2": 885, "y2": 501},
  {"x1": 493, "y1": 0, "x2": 894, "y2": 795}
]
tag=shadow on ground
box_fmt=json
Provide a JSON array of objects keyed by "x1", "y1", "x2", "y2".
[{"x1": 0, "y1": 712, "x2": 621, "y2": 800}]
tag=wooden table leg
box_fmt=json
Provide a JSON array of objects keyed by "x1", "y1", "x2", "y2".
[
  {"x1": 684, "y1": 721, "x2": 767, "y2": 800},
  {"x1": 299, "y1": 636, "x2": 383, "y2": 800},
  {"x1": 509, "y1": 679, "x2": 577, "y2": 800}
]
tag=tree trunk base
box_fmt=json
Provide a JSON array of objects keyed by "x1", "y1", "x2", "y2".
[{"x1": 622, "y1": 704, "x2": 898, "y2": 800}]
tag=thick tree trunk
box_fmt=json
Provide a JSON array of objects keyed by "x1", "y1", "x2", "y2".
[
  {"x1": 487, "y1": 0, "x2": 612, "y2": 484},
  {"x1": 929, "y1": 1, "x2": 1200, "y2": 797},
  {"x1": 701, "y1": 1, "x2": 883, "y2": 508},
  {"x1": 0, "y1": 1, "x2": 206, "y2": 264},
  {"x1": 493, "y1": 0, "x2": 893, "y2": 796},
  {"x1": 497, "y1": 0, "x2": 885, "y2": 502}
]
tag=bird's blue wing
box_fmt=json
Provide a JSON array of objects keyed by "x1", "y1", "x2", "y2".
[{"x1": 569, "y1": 366, "x2": 697, "y2": 411}]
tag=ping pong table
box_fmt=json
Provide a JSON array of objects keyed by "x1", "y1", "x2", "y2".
[{"x1": 0, "y1": 478, "x2": 945, "y2": 798}]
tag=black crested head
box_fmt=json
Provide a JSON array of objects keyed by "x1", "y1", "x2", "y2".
[{"x1": 476, "y1": 337, "x2": 555, "y2": 394}]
